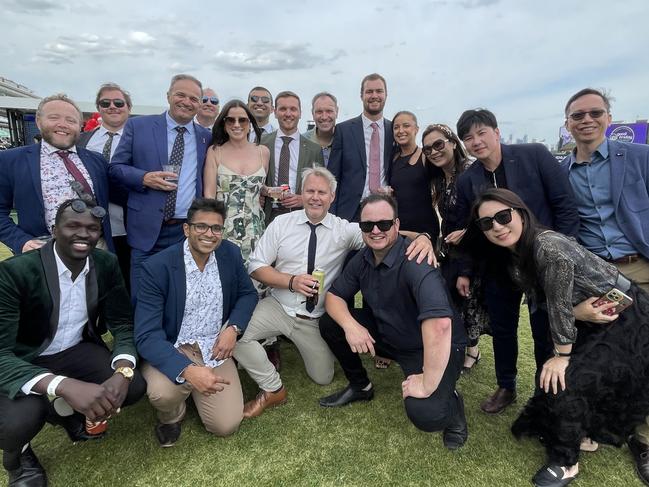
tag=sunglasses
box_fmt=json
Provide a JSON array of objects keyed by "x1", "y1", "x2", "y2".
[
  {"x1": 476, "y1": 208, "x2": 514, "y2": 231},
  {"x1": 202, "y1": 96, "x2": 220, "y2": 105},
  {"x1": 567, "y1": 109, "x2": 607, "y2": 121},
  {"x1": 224, "y1": 116, "x2": 250, "y2": 126},
  {"x1": 359, "y1": 219, "x2": 395, "y2": 233},
  {"x1": 61, "y1": 198, "x2": 107, "y2": 219},
  {"x1": 422, "y1": 138, "x2": 450, "y2": 156},
  {"x1": 98, "y1": 98, "x2": 126, "y2": 109},
  {"x1": 249, "y1": 95, "x2": 271, "y2": 104},
  {"x1": 190, "y1": 223, "x2": 224, "y2": 235}
]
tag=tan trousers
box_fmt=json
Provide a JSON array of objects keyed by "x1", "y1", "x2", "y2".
[
  {"x1": 615, "y1": 256, "x2": 649, "y2": 444},
  {"x1": 141, "y1": 344, "x2": 243, "y2": 437},
  {"x1": 233, "y1": 296, "x2": 334, "y2": 392}
]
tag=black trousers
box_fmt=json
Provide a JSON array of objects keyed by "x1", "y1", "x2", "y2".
[
  {"x1": 113, "y1": 235, "x2": 132, "y2": 294},
  {"x1": 0, "y1": 342, "x2": 145, "y2": 469},
  {"x1": 319, "y1": 309, "x2": 464, "y2": 432},
  {"x1": 484, "y1": 276, "x2": 553, "y2": 390}
]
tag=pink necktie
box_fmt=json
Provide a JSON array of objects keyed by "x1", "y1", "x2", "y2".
[{"x1": 368, "y1": 122, "x2": 381, "y2": 193}]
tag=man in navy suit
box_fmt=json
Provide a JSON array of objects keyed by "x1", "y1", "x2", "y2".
[
  {"x1": 0, "y1": 94, "x2": 113, "y2": 254},
  {"x1": 453, "y1": 108, "x2": 579, "y2": 414},
  {"x1": 328, "y1": 73, "x2": 394, "y2": 222},
  {"x1": 135, "y1": 198, "x2": 257, "y2": 447},
  {"x1": 110, "y1": 74, "x2": 211, "y2": 295},
  {"x1": 561, "y1": 88, "x2": 649, "y2": 485}
]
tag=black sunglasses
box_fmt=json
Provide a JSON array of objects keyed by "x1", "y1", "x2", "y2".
[
  {"x1": 61, "y1": 198, "x2": 107, "y2": 219},
  {"x1": 567, "y1": 109, "x2": 607, "y2": 121},
  {"x1": 476, "y1": 208, "x2": 514, "y2": 231},
  {"x1": 422, "y1": 138, "x2": 450, "y2": 156},
  {"x1": 189, "y1": 223, "x2": 224, "y2": 235},
  {"x1": 249, "y1": 95, "x2": 271, "y2": 104},
  {"x1": 202, "y1": 96, "x2": 219, "y2": 105},
  {"x1": 98, "y1": 98, "x2": 126, "y2": 109},
  {"x1": 224, "y1": 116, "x2": 250, "y2": 126},
  {"x1": 359, "y1": 219, "x2": 395, "y2": 233}
]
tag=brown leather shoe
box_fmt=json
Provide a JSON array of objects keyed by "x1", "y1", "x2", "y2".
[
  {"x1": 480, "y1": 387, "x2": 516, "y2": 414},
  {"x1": 243, "y1": 386, "x2": 288, "y2": 418}
]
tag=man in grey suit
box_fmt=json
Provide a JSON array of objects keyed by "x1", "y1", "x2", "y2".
[{"x1": 260, "y1": 91, "x2": 324, "y2": 225}]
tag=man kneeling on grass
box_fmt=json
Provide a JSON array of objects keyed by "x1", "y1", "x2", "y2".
[
  {"x1": 135, "y1": 198, "x2": 258, "y2": 447},
  {"x1": 319, "y1": 194, "x2": 469, "y2": 449}
]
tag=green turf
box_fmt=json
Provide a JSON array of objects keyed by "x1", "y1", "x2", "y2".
[{"x1": 0, "y1": 243, "x2": 640, "y2": 486}]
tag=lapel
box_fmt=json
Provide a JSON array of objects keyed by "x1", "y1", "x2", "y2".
[
  {"x1": 608, "y1": 140, "x2": 626, "y2": 209},
  {"x1": 500, "y1": 144, "x2": 521, "y2": 189},
  {"x1": 171, "y1": 244, "x2": 187, "y2": 335},
  {"x1": 85, "y1": 253, "x2": 99, "y2": 338},
  {"x1": 262, "y1": 132, "x2": 278, "y2": 185},
  {"x1": 193, "y1": 122, "x2": 208, "y2": 195},
  {"x1": 383, "y1": 118, "x2": 394, "y2": 177},
  {"x1": 153, "y1": 113, "x2": 168, "y2": 169},
  {"x1": 27, "y1": 144, "x2": 45, "y2": 206},
  {"x1": 76, "y1": 148, "x2": 100, "y2": 196},
  {"x1": 39, "y1": 241, "x2": 60, "y2": 351},
  {"x1": 214, "y1": 244, "x2": 230, "y2": 323},
  {"x1": 351, "y1": 116, "x2": 367, "y2": 170},
  {"x1": 295, "y1": 135, "x2": 312, "y2": 195}
]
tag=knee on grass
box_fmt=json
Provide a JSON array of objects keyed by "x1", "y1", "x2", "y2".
[{"x1": 404, "y1": 397, "x2": 450, "y2": 433}]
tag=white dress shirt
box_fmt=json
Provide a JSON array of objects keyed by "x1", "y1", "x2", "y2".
[
  {"x1": 272, "y1": 128, "x2": 301, "y2": 192},
  {"x1": 248, "y1": 210, "x2": 364, "y2": 318},
  {"x1": 361, "y1": 114, "x2": 387, "y2": 197}
]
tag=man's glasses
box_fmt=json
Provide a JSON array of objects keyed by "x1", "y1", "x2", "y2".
[
  {"x1": 475, "y1": 208, "x2": 514, "y2": 231},
  {"x1": 422, "y1": 138, "x2": 450, "y2": 156},
  {"x1": 567, "y1": 109, "x2": 607, "y2": 121},
  {"x1": 359, "y1": 219, "x2": 395, "y2": 233},
  {"x1": 249, "y1": 95, "x2": 271, "y2": 104},
  {"x1": 224, "y1": 116, "x2": 250, "y2": 126},
  {"x1": 61, "y1": 199, "x2": 107, "y2": 219},
  {"x1": 202, "y1": 96, "x2": 220, "y2": 105},
  {"x1": 190, "y1": 223, "x2": 224, "y2": 235},
  {"x1": 98, "y1": 99, "x2": 126, "y2": 109}
]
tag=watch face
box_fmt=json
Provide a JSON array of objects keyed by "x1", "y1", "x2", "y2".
[{"x1": 117, "y1": 367, "x2": 134, "y2": 379}]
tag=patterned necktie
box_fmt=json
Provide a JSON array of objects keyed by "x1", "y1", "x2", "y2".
[
  {"x1": 56, "y1": 150, "x2": 93, "y2": 197},
  {"x1": 163, "y1": 126, "x2": 187, "y2": 220},
  {"x1": 277, "y1": 136, "x2": 292, "y2": 187},
  {"x1": 368, "y1": 122, "x2": 381, "y2": 193},
  {"x1": 306, "y1": 222, "x2": 321, "y2": 312},
  {"x1": 102, "y1": 132, "x2": 117, "y2": 161}
]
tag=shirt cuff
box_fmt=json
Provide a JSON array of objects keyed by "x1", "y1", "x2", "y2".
[
  {"x1": 21, "y1": 373, "x2": 53, "y2": 396},
  {"x1": 111, "y1": 354, "x2": 136, "y2": 369}
]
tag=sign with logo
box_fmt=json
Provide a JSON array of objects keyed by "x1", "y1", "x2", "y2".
[{"x1": 606, "y1": 123, "x2": 648, "y2": 144}]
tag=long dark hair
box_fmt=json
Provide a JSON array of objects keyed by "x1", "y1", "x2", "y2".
[
  {"x1": 462, "y1": 188, "x2": 545, "y2": 291},
  {"x1": 421, "y1": 124, "x2": 469, "y2": 207},
  {"x1": 211, "y1": 100, "x2": 262, "y2": 146}
]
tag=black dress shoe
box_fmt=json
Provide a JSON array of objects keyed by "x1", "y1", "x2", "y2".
[
  {"x1": 319, "y1": 384, "x2": 374, "y2": 408},
  {"x1": 532, "y1": 464, "x2": 577, "y2": 487},
  {"x1": 6, "y1": 445, "x2": 48, "y2": 487},
  {"x1": 155, "y1": 422, "x2": 181, "y2": 447},
  {"x1": 628, "y1": 435, "x2": 649, "y2": 486},
  {"x1": 63, "y1": 418, "x2": 106, "y2": 442},
  {"x1": 443, "y1": 391, "x2": 468, "y2": 450}
]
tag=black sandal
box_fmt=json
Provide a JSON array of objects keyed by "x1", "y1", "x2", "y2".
[
  {"x1": 462, "y1": 350, "x2": 481, "y2": 373},
  {"x1": 532, "y1": 464, "x2": 578, "y2": 487}
]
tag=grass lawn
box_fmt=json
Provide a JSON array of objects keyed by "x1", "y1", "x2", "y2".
[{"x1": 0, "y1": 242, "x2": 640, "y2": 486}]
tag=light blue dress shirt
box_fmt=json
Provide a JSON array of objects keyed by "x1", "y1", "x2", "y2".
[{"x1": 165, "y1": 111, "x2": 198, "y2": 218}]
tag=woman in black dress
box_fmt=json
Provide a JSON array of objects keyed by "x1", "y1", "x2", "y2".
[{"x1": 464, "y1": 188, "x2": 649, "y2": 487}]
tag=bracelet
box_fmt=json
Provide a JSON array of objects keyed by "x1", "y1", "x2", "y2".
[
  {"x1": 416, "y1": 232, "x2": 432, "y2": 241},
  {"x1": 47, "y1": 375, "x2": 67, "y2": 397},
  {"x1": 288, "y1": 275, "x2": 296, "y2": 293},
  {"x1": 553, "y1": 348, "x2": 571, "y2": 357}
]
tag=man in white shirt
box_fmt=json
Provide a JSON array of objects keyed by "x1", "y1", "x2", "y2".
[
  {"x1": 247, "y1": 86, "x2": 276, "y2": 141},
  {"x1": 236, "y1": 167, "x2": 435, "y2": 418},
  {"x1": 0, "y1": 199, "x2": 145, "y2": 487}
]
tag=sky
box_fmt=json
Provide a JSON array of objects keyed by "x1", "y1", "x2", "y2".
[{"x1": 3, "y1": 0, "x2": 649, "y2": 147}]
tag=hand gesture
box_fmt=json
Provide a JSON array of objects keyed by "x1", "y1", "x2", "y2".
[
  {"x1": 345, "y1": 323, "x2": 376, "y2": 356},
  {"x1": 402, "y1": 373, "x2": 433, "y2": 399},
  {"x1": 57, "y1": 378, "x2": 119, "y2": 421},
  {"x1": 456, "y1": 276, "x2": 471, "y2": 298},
  {"x1": 573, "y1": 297, "x2": 618, "y2": 323},
  {"x1": 406, "y1": 236, "x2": 437, "y2": 266},
  {"x1": 444, "y1": 229, "x2": 466, "y2": 246},
  {"x1": 182, "y1": 365, "x2": 230, "y2": 395},
  {"x1": 102, "y1": 374, "x2": 130, "y2": 409},
  {"x1": 281, "y1": 193, "x2": 303, "y2": 209},
  {"x1": 211, "y1": 326, "x2": 238, "y2": 360},
  {"x1": 143, "y1": 171, "x2": 178, "y2": 191},
  {"x1": 540, "y1": 356, "x2": 569, "y2": 394},
  {"x1": 292, "y1": 274, "x2": 319, "y2": 297},
  {"x1": 22, "y1": 239, "x2": 47, "y2": 253}
]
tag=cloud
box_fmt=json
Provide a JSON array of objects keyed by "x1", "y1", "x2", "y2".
[{"x1": 4, "y1": 0, "x2": 59, "y2": 13}]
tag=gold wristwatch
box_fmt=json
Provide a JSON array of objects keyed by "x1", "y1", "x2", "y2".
[{"x1": 114, "y1": 366, "x2": 134, "y2": 381}]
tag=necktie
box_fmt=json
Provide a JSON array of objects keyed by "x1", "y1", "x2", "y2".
[
  {"x1": 163, "y1": 126, "x2": 187, "y2": 220},
  {"x1": 306, "y1": 222, "x2": 320, "y2": 312},
  {"x1": 277, "y1": 136, "x2": 291, "y2": 187},
  {"x1": 56, "y1": 150, "x2": 93, "y2": 197},
  {"x1": 102, "y1": 132, "x2": 117, "y2": 161},
  {"x1": 368, "y1": 122, "x2": 381, "y2": 193}
]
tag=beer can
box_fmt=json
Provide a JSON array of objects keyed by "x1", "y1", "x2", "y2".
[
  {"x1": 312, "y1": 268, "x2": 325, "y2": 292},
  {"x1": 85, "y1": 418, "x2": 108, "y2": 435}
]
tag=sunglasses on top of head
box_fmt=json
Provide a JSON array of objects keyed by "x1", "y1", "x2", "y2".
[
  {"x1": 98, "y1": 98, "x2": 126, "y2": 109},
  {"x1": 475, "y1": 208, "x2": 515, "y2": 231},
  {"x1": 249, "y1": 95, "x2": 271, "y2": 104},
  {"x1": 567, "y1": 109, "x2": 607, "y2": 121},
  {"x1": 422, "y1": 138, "x2": 450, "y2": 156},
  {"x1": 202, "y1": 96, "x2": 219, "y2": 105},
  {"x1": 359, "y1": 219, "x2": 395, "y2": 233},
  {"x1": 61, "y1": 198, "x2": 107, "y2": 219}
]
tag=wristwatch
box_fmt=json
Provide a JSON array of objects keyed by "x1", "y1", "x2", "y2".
[
  {"x1": 114, "y1": 366, "x2": 134, "y2": 381},
  {"x1": 229, "y1": 324, "x2": 242, "y2": 336}
]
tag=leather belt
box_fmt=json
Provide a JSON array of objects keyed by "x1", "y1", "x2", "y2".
[
  {"x1": 607, "y1": 253, "x2": 641, "y2": 265},
  {"x1": 163, "y1": 218, "x2": 186, "y2": 226},
  {"x1": 295, "y1": 313, "x2": 318, "y2": 321},
  {"x1": 615, "y1": 273, "x2": 632, "y2": 293}
]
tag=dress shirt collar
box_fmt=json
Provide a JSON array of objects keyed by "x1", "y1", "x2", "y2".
[
  {"x1": 568, "y1": 138, "x2": 609, "y2": 169},
  {"x1": 183, "y1": 239, "x2": 216, "y2": 274},
  {"x1": 165, "y1": 111, "x2": 196, "y2": 136},
  {"x1": 363, "y1": 235, "x2": 405, "y2": 269},
  {"x1": 276, "y1": 127, "x2": 299, "y2": 141},
  {"x1": 42, "y1": 140, "x2": 78, "y2": 155},
  {"x1": 293, "y1": 209, "x2": 335, "y2": 229},
  {"x1": 53, "y1": 243, "x2": 90, "y2": 280},
  {"x1": 97, "y1": 125, "x2": 124, "y2": 137},
  {"x1": 361, "y1": 114, "x2": 384, "y2": 131}
]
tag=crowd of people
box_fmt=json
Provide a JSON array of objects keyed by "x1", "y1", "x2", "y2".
[{"x1": 0, "y1": 72, "x2": 648, "y2": 487}]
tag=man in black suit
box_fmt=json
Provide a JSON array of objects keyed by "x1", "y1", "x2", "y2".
[
  {"x1": 328, "y1": 73, "x2": 394, "y2": 222},
  {"x1": 452, "y1": 108, "x2": 579, "y2": 414}
]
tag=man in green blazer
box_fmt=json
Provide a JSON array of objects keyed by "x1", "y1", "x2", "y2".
[
  {"x1": 0, "y1": 199, "x2": 145, "y2": 487},
  {"x1": 260, "y1": 90, "x2": 325, "y2": 225}
]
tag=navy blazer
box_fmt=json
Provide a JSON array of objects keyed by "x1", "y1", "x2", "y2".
[
  {"x1": 560, "y1": 139, "x2": 649, "y2": 259},
  {"x1": 328, "y1": 115, "x2": 394, "y2": 221},
  {"x1": 109, "y1": 113, "x2": 210, "y2": 252},
  {"x1": 455, "y1": 143, "x2": 579, "y2": 236},
  {"x1": 0, "y1": 143, "x2": 114, "y2": 254},
  {"x1": 134, "y1": 240, "x2": 258, "y2": 382}
]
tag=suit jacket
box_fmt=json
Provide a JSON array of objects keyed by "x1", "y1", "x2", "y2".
[
  {"x1": 77, "y1": 127, "x2": 99, "y2": 148},
  {"x1": 260, "y1": 132, "x2": 324, "y2": 224},
  {"x1": 455, "y1": 143, "x2": 579, "y2": 236},
  {"x1": 328, "y1": 115, "x2": 394, "y2": 221},
  {"x1": 0, "y1": 143, "x2": 114, "y2": 254},
  {"x1": 559, "y1": 139, "x2": 649, "y2": 259},
  {"x1": 134, "y1": 240, "x2": 258, "y2": 382},
  {"x1": 0, "y1": 241, "x2": 135, "y2": 399},
  {"x1": 109, "y1": 113, "x2": 211, "y2": 252}
]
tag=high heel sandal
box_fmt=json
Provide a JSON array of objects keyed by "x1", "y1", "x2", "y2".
[{"x1": 462, "y1": 350, "x2": 481, "y2": 373}]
